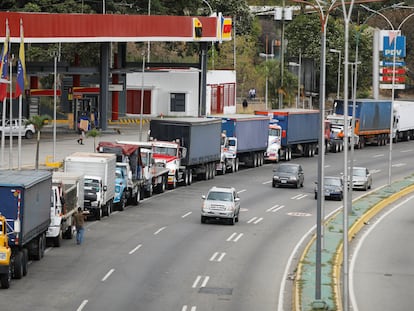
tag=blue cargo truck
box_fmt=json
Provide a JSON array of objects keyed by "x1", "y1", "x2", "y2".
[
  {"x1": 149, "y1": 117, "x2": 222, "y2": 184},
  {"x1": 214, "y1": 114, "x2": 269, "y2": 173},
  {"x1": 255, "y1": 109, "x2": 320, "y2": 161},
  {"x1": 332, "y1": 99, "x2": 392, "y2": 148},
  {"x1": 0, "y1": 170, "x2": 52, "y2": 288}
]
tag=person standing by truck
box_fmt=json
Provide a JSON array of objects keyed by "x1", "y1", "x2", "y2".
[{"x1": 73, "y1": 207, "x2": 86, "y2": 245}]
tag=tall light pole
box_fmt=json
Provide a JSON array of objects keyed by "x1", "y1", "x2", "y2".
[
  {"x1": 288, "y1": 59, "x2": 301, "y2": 109},
  {"x1": 147, "y1": 0, "x2": 151, "y2": 62},
  {"x1": 259, "y1": 52, "x2": 274, "y2": 110},
  {"x1": 329, "y1": 48, "x2": 342, "y2": 99},
  {"x1": 139, "y1": 54, "x2": 145, "y2": 141}
]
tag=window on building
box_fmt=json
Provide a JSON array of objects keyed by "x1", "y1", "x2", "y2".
[{"x1": 170, "y1": 93, "x2": 186, "y2": 112}]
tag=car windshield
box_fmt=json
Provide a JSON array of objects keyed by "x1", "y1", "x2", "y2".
[
  {"x1": 353, "y1": 168, "x2": 366, "y2": 177},
  {"x1": 277, "y1": 165, "x2": 297, "y2": 174},
  {"x1": 207, "y1": 191, "x2": 233, "y2": 202},
  {"x1": 153, "y1": 146, "x2": 177, "y2": 156},
  {"x1": 325, "y1": 177, "x2": 341, "y2": 186},
  {"x1": 84, "y1": 178, "x2": 100, "y2": 191}
]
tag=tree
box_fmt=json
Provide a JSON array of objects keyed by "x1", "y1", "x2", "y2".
[
  {"x1": 26, "y1": 115, "x2": 51, "y2": 170},
  {"x1": 86, "y1": 128, "x2": 102, "y2": 152}
]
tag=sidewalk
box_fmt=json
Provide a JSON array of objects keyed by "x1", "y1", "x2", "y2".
[{"x1": 295, "y1": 174, "x2": 414, "y2": 310}]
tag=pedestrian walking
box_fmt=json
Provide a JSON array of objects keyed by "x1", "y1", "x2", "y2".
[
  {"x1": 73, "y1": 207, "x2": 86, "y2": 245},
  {"x1": 77, "y1": 129, "x2": 85, "y2": 145},
  {"x1": 242, "y1": 98, "x2": 248, "y2": 111}
]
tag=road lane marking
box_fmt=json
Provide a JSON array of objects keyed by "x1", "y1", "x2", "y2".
[
  {"x1": 192, "y1": 275, "x2": 209, "y2": 288},
  {"x1": 400, "y1": 149, "x2": 412, "y2": 153},
  {"x1": 247, "y1": 217, "x2": 263, "y2": 224},
  {"x1": 129, "y1": 244, "x2": 142, "y2": 255},
  {"x1": 182, "y1": 305, "x2": 197, "y2": 311},
  {"x1": 210, "y1": 252, "x2": 226, "y2": 262},
  {"x1": 182, "y1": 212, "x2": 192, "y2": 218},
  {"x1": 101, "y1": 268, "x2": 115, "y2": 282},
  {"x1": 286, "y1": 212, "x2": 312, "y2": 217},
  {"x1": 267, "y1": 204, "x2": 285, "y2": 212},
  {"x1": 237, "y1": 189, "x2": 247, "y2": 194},
  {"x1": 392, "y1": 163, "x2": 406, "y2": 167},
  {"x1": 373, "y1": 154, "x2": 384, "y2": 158},
  {"x1": 371, "y1": 169, "x2": 381, "y2": 174},
  {"x1": 291, "y1": 194, "x2": 308, "y2": 200},
  {"x1": 154, "y1": 226, "x2": 166, "y2": 235},
  {"x1": 226, "y1": 232, "x2": 243, "y2": 242},
  {"x1": 76, "y1": 300, "x2": 88, "y2": 311},
  {"x1": 262, "y1": 180, "x2": 272, "y2": 185}
]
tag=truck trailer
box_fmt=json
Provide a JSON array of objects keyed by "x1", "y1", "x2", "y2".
[
  {"x1": 213, "y1": 114, "x2": 269, "y2": 173},
  {"x1": 255, "y1": 109, "x2": 320, "y2": 161},
  {"x1": 331, "y1": 99, "x2": 392, "y2": 148},
  {"x1": 0, "y1": 170, "x2": 52, "y2": 288},
  {"x1": 149, "y1": 117, "x2": 222, "y2": 187},
  {"x1": 64, "y1": 152, "x2": 116, "y2": 220},
  {"x1": 393, "y1": 100, "x2": 414, "y2": 142}
]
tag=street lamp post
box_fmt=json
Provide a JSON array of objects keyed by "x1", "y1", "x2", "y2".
[
  {"x1": 329, "y1": 48, "x2": 342, "y2": 99},
  {"x1": 288, "y1": 59, "x2": 301, "y2": 109},
  {"x1": 259, "y1": 52, "x2": 274, "y2": 110}
]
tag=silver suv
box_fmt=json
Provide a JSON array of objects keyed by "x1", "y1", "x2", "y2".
[{"x1": 201, "y1": 186, "x2": 240, "y2": 225}]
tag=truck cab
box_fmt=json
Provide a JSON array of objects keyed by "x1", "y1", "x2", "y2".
[
  {"x1": 84, "y1": 176, "x2": 107, "y2": 220},
  {"x1": 265, "y1": 122, "x2": 282, "y2": 162},
  {"x1": 0, "y1": 215, "x2": 12, "y2": 288}
]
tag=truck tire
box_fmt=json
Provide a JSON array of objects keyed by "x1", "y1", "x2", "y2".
[
  {"x1": 53, "y1": 231, "x2": 62, "y2": 247},
  {"x1": 33, "y1": 235, "x2": 43, "y2": 261},
  {"x1": 96, "y1": 208, "x2": 102, "y2": 221},
  {"x1": 119, "y1": 192, "x2": 126, "y2": 211},
  {"x1": 13, "y1": 251, "x2": 23, "y2": 279},
  {"x1": 132, "y1": 189, "x2": 140, "y2": 205},
  {"x1": 235, "y1": 158, "x2": 240, "y2": 172},
  {"x1": 22, "y1": 249, "x2": 28, "y2": 276},
  {"x1": 187, "y1": 171, "x2": 192, "y2": 185},
  {"x1": 41, "y1": 234, "x2": 46, "y2": 258},
  {"x1": 0, "y1": 266, "x2": 11, "y2": 289}
]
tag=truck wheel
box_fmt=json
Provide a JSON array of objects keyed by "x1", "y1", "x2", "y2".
[
  {"x1": 183, "y1": 170, "x2": 189, "y2": 186},
  {"x1": 221, "y1": 164, "x2": 226, "y2": 175},
  {"x1": 54, "y1": 231, "x2": 62, "y2": 247},
  {"x1": 96, "y1": 208, "x2": 102, "y2": 221},
  {"x1": 41, "y1": 234, "x2": 46, "y2": 258},
  {"x1": 119, "y1": 192, "x2": 126, "y2": 211},
  {"x1": 13, "y1": 251, "x2": 23, "y2": 279},
  {"x1": 146, "y1": 184, "x2": 153, "y2": 197},
  {"x1": 0, "y1": 266, "x2": 11, "y2": 288},
  {"x1": 22, "y1": 249, "x2": 28, "y2": 276},
  {"x1": 132, "y1": 189, "x2": 140, "y2": 205},
  {"x1": 188, "y1": 171, "x2": 192, "y2": 185},
  {"x1": 33, "y1": 236, "x2": 43, "y2": 261},
  {"x1": 235, "y1": 158, "x2": 239, "y2": 172},
  {"x1": 159, "y1": 176, "x2": 167, "y2": 192},
  {"x1": 210, "y1": 163, "x2": 215, "y2": 179}
]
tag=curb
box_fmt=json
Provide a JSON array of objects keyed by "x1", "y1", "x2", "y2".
[{"x1": 294, "y1": 175, "x2": 414, "y2": 311}]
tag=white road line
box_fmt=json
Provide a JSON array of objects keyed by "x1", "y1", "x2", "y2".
[
  {"x1": 392, "y1": 163, "x2": 407, "y2": 167},
  {"x1": 262, "y1": 180, "x2": 272, "y2": 185},
  {"x1": 210, "y1": 252, "x2": 226, "y2": 262},
  {"x1": 201, "y1": 276, "x2": 210, "y2": 287},
  {"x1": 237, "y1": 189, "x2": 247, "y2": 194},
  {"x1": 192, "y1": 275, "x2": 209, "y2": 288},
  {"x1": 373, "y1": 154, "x2": 384, "y2": 158},
  {"x1": 400, "y1": 149, "x2": 412, "y2": 153},
  {"x1": 253, "y1": 217, "x2": 263, "y2": 224},
  {"x1": 154, "y1": 226, "x2": 166, "y2": 235},
  {"x1": 101, "y1": 268, "x2": 115, "y2": 282},
  {"x1": 267, "y1": 204, "x2": 284, "y2": 212},
  {"x1": 247, "y1": 217, "x2": 257, "y2": 223},
  {"x1": 226, "y1": 232, "x2": 243, "y2": 242},
  {"x1": 182, "y1": 305, "x2": 197, "y2": 311},
  {"x1": 292, "y1": 194, "x2": 308, "y2": 200},
  {"x1": 76, "y1": 300, "x2": 88, "y2": 311},
  {"x1": 111, "y1": 211, "x2": 119, "y2": 215},
  {"x1": 129, "y1": 244, "x2": 142, "y2": 255},
  {"x1": 182, "y1": 212, "x2": 192, "y2": 218}
]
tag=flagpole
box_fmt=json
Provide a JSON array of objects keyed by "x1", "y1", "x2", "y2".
[
  {"x1": 0, "y1": 19, "x2": 10, "y2": 170},
  {"x1": 9, "y1": 54, "x2": 13, "y2": 169},
  {"x1": 17, "y1": 19, "x2": 25, "y2": 170}
]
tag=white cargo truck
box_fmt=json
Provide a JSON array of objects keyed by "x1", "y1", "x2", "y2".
[
  {"x1": 47, "y1": 172, "x2": 84, "y2": 247},
  {"x1": 64, "y1": 152, "x2": 116, "y2": 220}
]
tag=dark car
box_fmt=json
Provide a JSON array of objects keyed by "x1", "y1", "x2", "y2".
[
  {"x1": 272, "y1": 163, "x2": 304, "y2": 188},
  {"x1": 314, "y1": 176, "x2": 344, "y2": 200}
]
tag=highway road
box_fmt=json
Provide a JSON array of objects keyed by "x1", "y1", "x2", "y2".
[
  {"x1": 0, "y1": 127, "x2": 413, "y2": 311},
  {"x1": 350, "y1": 193, "x2": 414, "y2": 311}
]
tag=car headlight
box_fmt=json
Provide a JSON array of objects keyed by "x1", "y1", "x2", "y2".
[
  {"x1": 289, "y1": 176, "x2": 297, "y2": 180},
  {"x1": 273, "y1": 175, "x2": 280, "y2": 180},
  {"x1": 227, "y1": 205, "x2": 235, "y2": 211}
]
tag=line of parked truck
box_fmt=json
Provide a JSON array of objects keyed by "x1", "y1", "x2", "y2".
[{"x1": 1, "y1": 99, "x2": 414, "y2": 288}]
